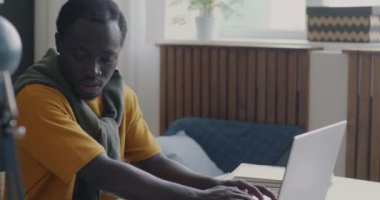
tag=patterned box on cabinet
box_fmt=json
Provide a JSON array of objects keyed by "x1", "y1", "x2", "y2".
[{"x1": 307, "y1": 6, "x2": 380, "y2": 42}]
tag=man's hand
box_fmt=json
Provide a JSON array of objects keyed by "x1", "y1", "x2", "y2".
[
  {"x1": 196, "y1": 185, "x2": 256, "y2": 200},
  {"x1": 215, "y1": 179, "x2": 277, "y2": 200}
]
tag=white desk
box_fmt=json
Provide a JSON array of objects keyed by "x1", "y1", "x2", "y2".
[
  {"x1": 326, "y1": 176, "x2": 380, "y2": 200},
  {"x1": 220, "y1": 173, "x2": 380, "y2": 199}
]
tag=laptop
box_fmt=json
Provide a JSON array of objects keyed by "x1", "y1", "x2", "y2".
[{"x1": 255, "y1": 121, "x2": 347, "y2": 200}]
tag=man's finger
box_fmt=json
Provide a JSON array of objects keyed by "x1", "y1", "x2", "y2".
[
  {"x1": 246, "y1": 185, "x2": 264, "y2": 200},
  {"x1": 256, "y1": 185, "x2": 277, "y2": 200}
]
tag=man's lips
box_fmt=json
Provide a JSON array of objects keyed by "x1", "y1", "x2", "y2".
[
  {"x1": 80, "y1": 79, "x2": 102, "y2": 85},
  {"x1": 79, "y1": 80, "x2": 103, "y2": 94},
  {"x1": 81, "y1": 84, "x2": 101, "y2": 94},
  {"x1": 82, "y1": 83, "x2": 102, "y2": 87}
]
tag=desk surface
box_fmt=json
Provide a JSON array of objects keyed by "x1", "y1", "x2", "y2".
[
  {"x1": 326, "y1": 176, "x2": 380, "y2": 200},
  {"x1": 220, "y1": 173, "x2": 380, "y2": 199}
]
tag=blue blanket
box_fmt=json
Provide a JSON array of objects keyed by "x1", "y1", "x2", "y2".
[{"x1": 165, "y1": 117, "x2": 304, "y2": 173}]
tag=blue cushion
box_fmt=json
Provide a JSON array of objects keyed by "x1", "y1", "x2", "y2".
[
  {"x1": 164, "y1": 118, "x2": 304, "y2": 173},
  {"x1": 156, "y1": 130, "x2": 224, "y2": 176}
]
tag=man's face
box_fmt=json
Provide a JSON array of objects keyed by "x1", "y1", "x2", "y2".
[{"x1": 56, "y1": 18, "x2": 122, "y2": 100}]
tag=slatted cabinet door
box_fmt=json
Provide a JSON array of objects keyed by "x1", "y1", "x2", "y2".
[
  {"x1": 159, "y1": 44, "x2": 317, "y2": 134},
  {"x1": 345, "y1": 50, "x2": 380, "y2": 182}
]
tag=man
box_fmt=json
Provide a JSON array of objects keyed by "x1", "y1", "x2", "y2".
[{"x1": 14, "y1": 0, "x2": 276, "y2": 199}]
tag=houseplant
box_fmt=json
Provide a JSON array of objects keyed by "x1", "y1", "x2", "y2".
[{"x1": 170, "y1": 0, "x2": 244, "y2": 40}]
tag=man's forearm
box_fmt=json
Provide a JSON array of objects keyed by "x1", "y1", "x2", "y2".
[
  {"x1": 132, "y1": 153, "x2": 221, "y2": 190},
  {"x1": 78, "y1": 153, "x2": 200, "y2": 200}
]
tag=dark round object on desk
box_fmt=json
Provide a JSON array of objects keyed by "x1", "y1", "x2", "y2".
[{"x1": 0, "y1": 16, "x2": 22, "y2": 74}]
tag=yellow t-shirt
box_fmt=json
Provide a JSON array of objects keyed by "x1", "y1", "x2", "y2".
[{"x1": 16, "y1": 83, "x2": 161, "y2": 200}]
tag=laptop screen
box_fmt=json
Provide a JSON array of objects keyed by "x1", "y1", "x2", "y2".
[{"x1": 278, "y1": 121, "x2": 347, "y2": 200}]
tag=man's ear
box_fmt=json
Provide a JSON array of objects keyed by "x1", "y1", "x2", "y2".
[{"x1": 55, "y1": 32, "x2": 62, "y2": 53}]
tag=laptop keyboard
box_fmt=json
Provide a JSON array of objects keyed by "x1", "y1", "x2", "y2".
[
  {"x1": 251, "y1": 195, "x2": 272, "y2": 200},
  {"x1": 266, "y1": 186, "x2": 280, "y2": 196},
  {"x1": 251, "y1": 185, "x2": 280, "y2": 200}
]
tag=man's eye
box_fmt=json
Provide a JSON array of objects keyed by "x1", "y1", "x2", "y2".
[
  {"x1": 73, "y1": 51, "x2": 88, "y2": 60},
  {"x1": 100, "y1": 57, "x2": 115, "y2": 63}
]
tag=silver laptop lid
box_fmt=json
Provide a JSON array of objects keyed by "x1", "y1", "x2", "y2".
[{"x1": 278, "y1": 121, "x2": 347, "y2": 200}]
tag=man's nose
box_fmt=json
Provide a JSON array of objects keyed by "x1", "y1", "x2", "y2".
[{"x1": 83, "y1": 60, "x2": 102, "y2": 76}]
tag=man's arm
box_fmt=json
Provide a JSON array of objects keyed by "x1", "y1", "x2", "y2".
[
  {"x1": 78, "y1": 153, "x2": 268, "y2": 200},
  {"x1": 78, "y1": 153, "x2": 200, "y2": 200},
  {"x1": 132, "y1": 153, "x2": 277, "y2": 200},
  {"x1": 132, "y1": 152, "x2": 219, "y2": 189}
]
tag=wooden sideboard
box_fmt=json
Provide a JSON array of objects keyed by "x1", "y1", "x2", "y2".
[
  {"x1": 344, "y1": 48, "x2": 380, "y2": 182},
  {"x1": 158, "y1": 40, "x2": 322, "y2": 133}
]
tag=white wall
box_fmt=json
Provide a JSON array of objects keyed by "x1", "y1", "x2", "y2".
[
  {"x1": 309, "y1": 50, "x2": 348, "y2": 176},
  {"x1": 34, "y1": 0, "x2": 65, "y2": 60},
  {"x1": 118, "y1": 0, "x2": 164, "y2": 135}
]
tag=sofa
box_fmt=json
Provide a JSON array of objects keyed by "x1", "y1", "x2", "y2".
[{"x1": 156, "y1": 117, "x2": 304, "y2": 176}]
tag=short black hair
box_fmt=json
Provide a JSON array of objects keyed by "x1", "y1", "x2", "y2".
[{"x1": 56, "y1": 0, "x2": 127, "y2": 45}]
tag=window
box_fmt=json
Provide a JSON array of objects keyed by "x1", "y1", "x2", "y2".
[
  {"x1": 165, "y1": 0, "x2": 197, "y2": 39},
  {"x1": 165, "y1": 0, "x2": 380, "y2": 41},
  {"x1": 165, "y1": 0, "x2": 306, "y2": 40},
  {"x1": 219, "y1": 0, "x2": 306, "y2": 39}
]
